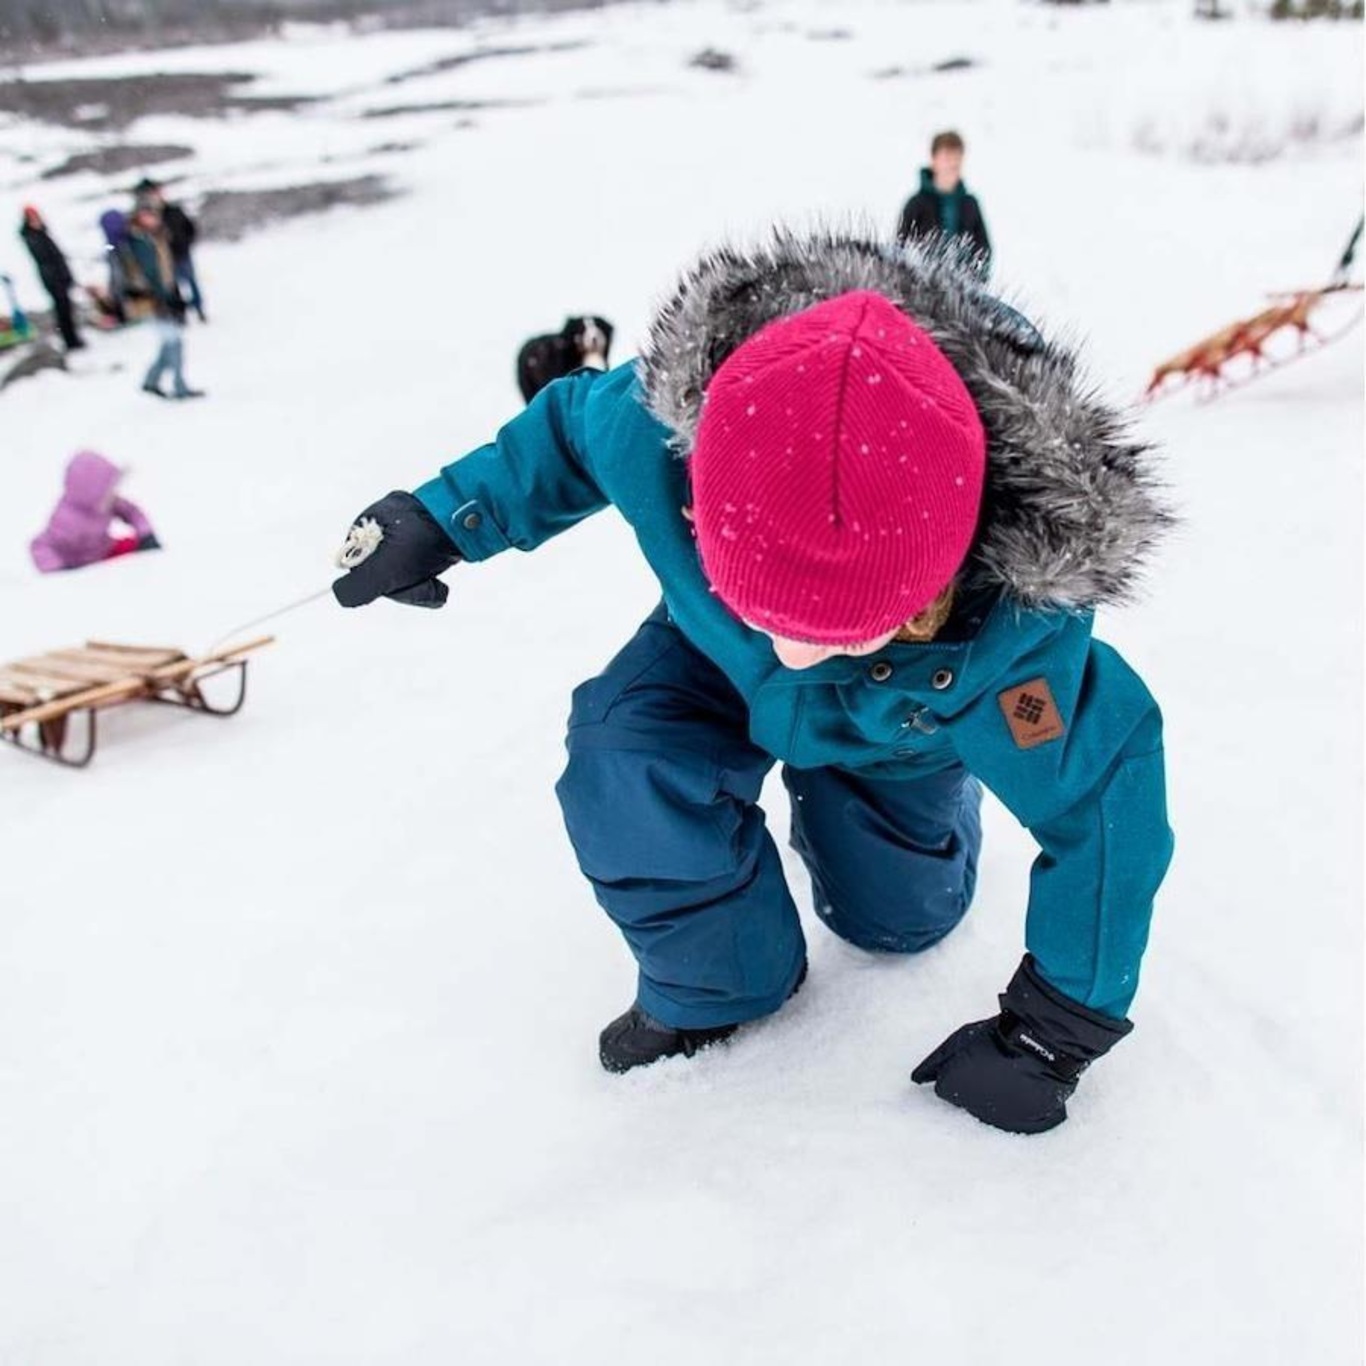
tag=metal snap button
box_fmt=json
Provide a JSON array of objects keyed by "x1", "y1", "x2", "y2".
[
  {"x1": 869, "y1": 661, "x2": 893, "y2": 683},
  {"x1": 931, "y1": 668, "x2": 954, "y2": 691},
  {"x1": 462, "y1": 511, "x2": 482, "y2": 531}
]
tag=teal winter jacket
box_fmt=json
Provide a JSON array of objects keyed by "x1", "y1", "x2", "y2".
[{"x1": 416, "y1": 234, "x2": 1174, "y2": 1019}]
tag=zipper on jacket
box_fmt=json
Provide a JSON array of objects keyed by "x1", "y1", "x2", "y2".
[{"x1": 904, "y1": 706, "x2": 939, "y2": 736}]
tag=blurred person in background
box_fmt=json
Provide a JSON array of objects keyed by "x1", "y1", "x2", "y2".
[
  {"x1": 135, "y1": 177, "x2": 206, "y2": 323},
  {"x1": 18, "y1": 206, "x2": 84, "y2": 352},
  {"x1": 98, "y1": 208, "x2": 131, "y2": 326},
  {"x1": 30, "y1": 451, "x2": 160, "y2": 574},
  {"x1": 108, "y1": 203, "x2": 158, "y2": 324},
  {"x1": 127, "y1": 201, "x2": 203, "y2": 400},
  {"x1": 896, "y1": 131, "x2": 992, "y2": 275}
]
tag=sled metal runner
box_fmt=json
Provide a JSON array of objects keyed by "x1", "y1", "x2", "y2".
[{"x1": 0, "y1": 637, "x2": 272, "y2": 769}]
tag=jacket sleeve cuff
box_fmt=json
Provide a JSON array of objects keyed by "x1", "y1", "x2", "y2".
[
  {"x1": 1002, "y1": 954, "x2": 1133, "y2": 1062},
  {"x1": 413, "y1": 474, "x2": 513, "y2": 563}
]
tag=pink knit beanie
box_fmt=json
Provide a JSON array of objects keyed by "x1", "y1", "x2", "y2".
[{"x1": 691, "y1": 290, "x2": 987, "y2": 644}]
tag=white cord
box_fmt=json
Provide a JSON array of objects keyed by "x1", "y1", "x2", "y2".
[
  {"x1": 201, "y1": 518, "x2": 385, "y2": 657},
  {"x1": 202, "y1": 586, "x2": 334, "y2": 658}
]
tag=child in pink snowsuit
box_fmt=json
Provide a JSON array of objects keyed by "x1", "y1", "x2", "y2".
[{"x1": 30, "y1": 451, "x2": 160, "y2": 573}]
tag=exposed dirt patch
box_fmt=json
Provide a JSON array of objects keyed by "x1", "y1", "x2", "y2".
[
  {"x1": 873, "y1": 57, "x2": 981, "y2": 79},
  {"x1": 0, "y1": 73, "x2": 316, "y2": 131},
  {"x1": 688, "y1": 48, "x2": 739, "y2": 73},
  {"x1": 320, "y1": 140, "x2": 422, "y2": 164},
  {"x1": 0, "y1": 0, "x2": 637, "y2": 61},
  {"x1": 195, "y1": 175, "x2": 398, "y2": 242},
  {"x1": 356, "y1": 0, "x2": 630, "y2": 33},
  {"x1": 932, "y1": 56, "x2": 978, "y2": 72},
  {"x1": 41, "y1": 143, "x2": 195, "y2": 180},
  {"x1": 361, "y1": 96, "x2": 539, "y2": 118},
  {"x1": 383, "y1": 40, "x2": 589, "y2": 85}
]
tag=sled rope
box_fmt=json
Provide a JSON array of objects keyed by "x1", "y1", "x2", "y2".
[
  {"x1": 202, "y1": 586, "x2": 333, "y2": 658},
  {"x1": 1332, "y1": 215, "x2": 1363, "y2": 286},
  {"x1": 203, "y1": 518, "x2": 387, "y2": 656}
]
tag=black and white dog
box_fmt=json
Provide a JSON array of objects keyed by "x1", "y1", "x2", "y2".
[{"x1": 516, "y1": 315, "x2": 615, "y2": 403}]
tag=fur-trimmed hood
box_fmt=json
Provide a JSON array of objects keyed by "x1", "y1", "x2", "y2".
[{"x1": 637, "y1": 227, "x2": 1172, "y2": 611}]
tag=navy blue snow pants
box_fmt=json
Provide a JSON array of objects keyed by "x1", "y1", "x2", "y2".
[{"x1": 556, "y1": 608, "x2": 983, "y2": 1029}]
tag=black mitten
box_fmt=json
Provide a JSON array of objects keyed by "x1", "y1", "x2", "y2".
[
  {"x1": 332, "y1": 491, "x2": 461, "y2": 609},
  {"x1": 911, "y1": 955, "x2": 1132, "y2": 1134}
]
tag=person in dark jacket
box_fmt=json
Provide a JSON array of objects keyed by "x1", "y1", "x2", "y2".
[
  {"x1": 135, "y1": 178, "x2": 205, "y2": 322},
  {"x1": 19, "y1": 206, "x2": 84, "y2": 351},
  {"x1": 127, "y1": 203, "x2": 203, "y2": 400},
  {"x1": 329, "y1": 227, "x2": 1175, "y2": 1136},
  {"x1": 896, "y1": 131, "x2": 991, "y2": 274}
]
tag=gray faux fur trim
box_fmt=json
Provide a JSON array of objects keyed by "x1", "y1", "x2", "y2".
[{"x1": 637, "y1": 226, "x2": 1173, "y2": 611}]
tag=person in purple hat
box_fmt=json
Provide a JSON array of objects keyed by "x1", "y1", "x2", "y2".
[
  {"x1": 98, "y1": 208, "x2": 131, "y2": 326},
  {"x1": 30, "y1": 452, "x2": 161, "y2": 573}
]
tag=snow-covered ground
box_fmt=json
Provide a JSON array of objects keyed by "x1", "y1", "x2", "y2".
[{"x1": 1, "y1": 3, "x2": 1361, "y2": 1362}]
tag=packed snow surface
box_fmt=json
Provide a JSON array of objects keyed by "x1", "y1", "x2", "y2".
[{"x1": 1, "y1": 3, "x2": 1361, "y2": 1362}]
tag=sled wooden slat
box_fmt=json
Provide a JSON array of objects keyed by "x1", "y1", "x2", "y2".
[
  {"x1": 5, "y1": 673, "x2": 153, "y2": 723},
  {"x1": 2, "y1": 665, "x2": 93, "y2": 695},
  {"x1": 0, "y1": 636, "x2": 273, "y2": 767},
  {"x1": 84, "y1": 641, "x2": 186, "y2": 663},
  {"x1": 54, "y1": 646, "x2": 183, "y2": 672},
  {"x1": 12, "y1": 655, "x2": 126, "y2": 686},
  {"x1": 0, "y1": 681, "x2": 39, "y2": 707},
  {"x1": 29, "y1": 648, "x2": 184, "y2": 685}
]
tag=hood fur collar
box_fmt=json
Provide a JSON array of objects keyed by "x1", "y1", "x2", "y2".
[{"x1": 637, "y1": 226, "x2": 1172, "y2": 611}]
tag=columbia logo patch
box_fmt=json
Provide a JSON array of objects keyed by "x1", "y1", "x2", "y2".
[
  {"x1": 998, "y1": 678, "x2": 1065, "y2": 749},
  {"x1": 1015, "y1": 1032, "x2": 1056, "y2": 1063}
]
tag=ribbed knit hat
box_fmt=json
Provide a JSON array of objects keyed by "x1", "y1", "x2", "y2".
[{"x1": 691, "y1": 289, "x2": 987, "y2": 644}]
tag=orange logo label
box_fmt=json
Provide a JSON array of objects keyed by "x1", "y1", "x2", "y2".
[{"x1": 998, "y1": 678, "x2": 1066, "y2": 749}]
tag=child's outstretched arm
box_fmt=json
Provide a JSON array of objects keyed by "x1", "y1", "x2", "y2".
[
  {"x1": 110, "y1": 496, "x2": 154, "y2": 541},
  {"x1": 913, "y1": 618, "x2": 1174, "y2": 1133},
  {"x1": 332, "y1": 368, "x2": 613, "y2": 609}
]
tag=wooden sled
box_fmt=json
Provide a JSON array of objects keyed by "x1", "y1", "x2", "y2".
[
  {"x1": 0, "y1": 637, "x2": 272, "y2": 769},
  {"x1": 1, "y1": 339, "x2": 65, "y2": 392}
]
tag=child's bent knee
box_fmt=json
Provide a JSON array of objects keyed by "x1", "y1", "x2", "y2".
[{"x1": 816, "y1": 901, "x2": 965, "y2": 954}]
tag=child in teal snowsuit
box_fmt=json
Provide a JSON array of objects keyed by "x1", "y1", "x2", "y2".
[{"x1": 333, "y1": 231, "x2": 1174, "y2": 1134}]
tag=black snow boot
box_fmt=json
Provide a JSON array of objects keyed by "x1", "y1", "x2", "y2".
[
  {"x1": 599, "y1": 961, "x2": 808, "y2": 1074},
  {"x1": 599, "y1": 1008, "x2": 738, "y2": 1074}
]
